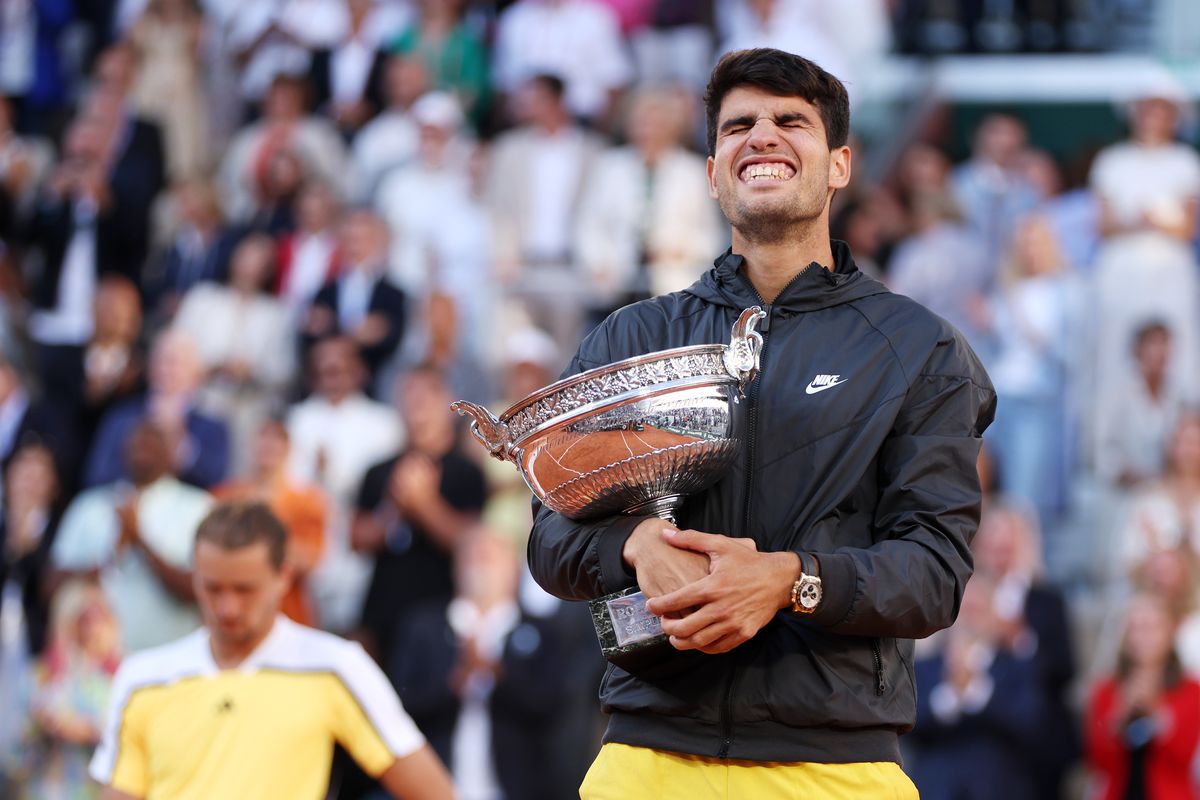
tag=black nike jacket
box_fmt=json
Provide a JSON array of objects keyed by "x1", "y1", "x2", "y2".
[{"x1": 527, "y1": 241, "x2": 997, "y2": 764}]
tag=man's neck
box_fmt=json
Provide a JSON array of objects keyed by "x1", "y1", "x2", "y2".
[
  {"x1": 250, "y1": 464, "x2": 284, "y2": 488},
  {"x1": 322, "y1": 390, "x2": 357, "y2": 407},
  {"x1": 537, "y1": 117, "x2": 571, "y2": 137},
  {"x1": 410, "y1": 432, "x2": 452, "y2": 460},
  {"x1": 132, "y1": 471, "x2": 167, "y2": 491},
  {"x1": 346, "y1": 263, "x2": 380, "y2": 280},
  {"x1": 209, "y1": 618, "x2": 277, "y2": 670},
  {"x1": 732, "y1": 227, "x2": 833, "y2": 304}
]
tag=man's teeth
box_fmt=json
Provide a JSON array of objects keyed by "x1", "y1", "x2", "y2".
[{"x1": 741, "y1": 163, "x2": 795, "y2": 181}]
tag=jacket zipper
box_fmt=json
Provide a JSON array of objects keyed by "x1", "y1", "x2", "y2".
[
  {"x1": 720, "y1": 266, "x2": 813, "y2": 757},
  {"x1": 723, "y1": 303, "x2": 767, "y2": 758},
  {"x1": 741, "y1": 305, "x2": 769, "y2": 544},
  {"x1": 723, "y1": 278, "x2": 770, "y2": 758},
  {"x1": 717, "y1": 667, "x2": 737, "y2": 758},
  {"x1": 736, "y1": 263, "x2": 813, "y2": 540},
  {"x1": 872, "y1": 638, "x2": 886, "y2": 695}
]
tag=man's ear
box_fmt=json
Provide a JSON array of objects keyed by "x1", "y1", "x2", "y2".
[
  {"x1": 707, "y1": 156, "x2": 719, "y2": 200},
  {"x1": 828, "y1": 146, "x2": 852, "y2": 190},
  {"x1": 278, "y1": 559, "x2": 296, "y2": 593}
]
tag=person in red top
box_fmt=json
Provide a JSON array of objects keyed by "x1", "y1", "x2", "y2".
[{"x1": 1086, "y1": 589, "x2": 1200, "y2": 800}]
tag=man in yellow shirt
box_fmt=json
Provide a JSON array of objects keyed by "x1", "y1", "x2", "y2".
[{"x1": 90, "y1": 500, "x2": 454, "y2": 800}]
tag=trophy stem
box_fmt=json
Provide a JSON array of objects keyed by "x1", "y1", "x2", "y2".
[{"x1": 624, "y1": 495, "x2": 684, "y2": 525}]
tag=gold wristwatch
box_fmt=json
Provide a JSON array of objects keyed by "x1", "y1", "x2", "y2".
[{"x1": 790, "y1": 552, "x2": 823, "y2": 615}]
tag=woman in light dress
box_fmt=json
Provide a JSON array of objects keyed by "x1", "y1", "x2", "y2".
[
  {"x1": 1088, "y1": 86, "x2": 1200, "y2": 441},
  {"x1": 172, "y1": 233, "x2": 295, "y2": 474},
  {"x1": 129, "y1": 0, "x2": 210, "y2": 179},
  {"x1": 983, "y1": 215, "x2": 1084, "y2": 530},
  {"x1": 1120, "y1": 412, "x2": 1200, "y2": 569}
]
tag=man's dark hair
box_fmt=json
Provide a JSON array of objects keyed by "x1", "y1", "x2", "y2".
[
  {"x1": 528, "y1": 73, "x2": 566, "y2": 101},
  {"x1": 1133, "y1": 319, "x2": 1172, "y2": 353},
  {"x1": 703, "y1": 48, "x2": 850, "y2": 156},
  {"x1": 194, "y1": 501, "x2": 288, "y2": 570}
]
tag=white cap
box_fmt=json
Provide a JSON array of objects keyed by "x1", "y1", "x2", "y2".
[
  {"x1": 503, "y1": 327, "x2": 560, "y2": 371},
  {"x1": 412, "y1": 91, "x2": 464, "y2": 130},
  {"x1": 1116, "y1": 67, "x2": 1195, "y2": 129}
]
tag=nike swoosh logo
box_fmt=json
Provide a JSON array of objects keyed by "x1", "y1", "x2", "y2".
[{"x1": 805, "y1": 378, "x2": 849, "y2": 395}]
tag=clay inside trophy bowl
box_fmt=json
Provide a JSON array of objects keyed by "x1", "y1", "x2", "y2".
[
  {"x1": 452, "y1": 307, "x2": 765, "y2": 521},
  {"x1": 523, "y1": 410, "x2": 738, "y2": 520}
]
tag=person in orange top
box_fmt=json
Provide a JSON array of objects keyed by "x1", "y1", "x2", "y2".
[{"x1": 214, "y1": 418, "x2": 325, "y2": 626}]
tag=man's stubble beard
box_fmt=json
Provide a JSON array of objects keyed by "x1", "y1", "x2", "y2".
[{"x1": 718, "y1": 180, "x2": 828, "y2": 246}]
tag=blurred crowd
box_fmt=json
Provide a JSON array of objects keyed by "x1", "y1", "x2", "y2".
[{"x1": 0, "y1": 0, "x2": 1198, "y2": 798}]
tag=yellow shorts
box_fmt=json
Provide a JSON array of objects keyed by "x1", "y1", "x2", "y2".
[{"x1": 580, "y1": 742, "x2": 920, "y2": 800}]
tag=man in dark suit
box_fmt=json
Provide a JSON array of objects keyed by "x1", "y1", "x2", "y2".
[
  {"x1": 909, "y1": 574, "x2": 1047, "y2": 800},
  {"x1": 141, "y1": 180, "x2": 238, "y2": 325},
  {"x1": 21, "y1": 44, "x2": 165, "y2": 345},
  {"x1": 302, "y1": 209, "x2": 406, "y2": 383},
  {"x1": 971, "y1": 502, "x2": 1079, "y2": 800},
  {"x1": 23, "y1": 113, "x2": 149, "y2": 341},
  {"x1": 35, "y1": 275, "x2": 146, "y2": 452},
  {"x1": 85, "y1": 43, "x2": 167, "y2": 267}
]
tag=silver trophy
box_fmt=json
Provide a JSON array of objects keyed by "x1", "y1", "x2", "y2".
[{"x1": 452, "y1": 307, "x2": 766, "y2": 667}]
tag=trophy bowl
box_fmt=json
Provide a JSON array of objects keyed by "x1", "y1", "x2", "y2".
[{"x1": 452, "y1": 306, "x2": 766, "y2": 667}]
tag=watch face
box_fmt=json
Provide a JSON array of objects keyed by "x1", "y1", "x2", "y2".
[{"x1": 798, "y1": 579, "x2": 821, "y2": 610}]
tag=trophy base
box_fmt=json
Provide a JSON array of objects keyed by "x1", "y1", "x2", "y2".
[
  {"x1": 589, "y1": 585, "x2": 673, "y2": 671},
  {"x1": 588, "y1": 500, "x2": 683, "y2": 669}
]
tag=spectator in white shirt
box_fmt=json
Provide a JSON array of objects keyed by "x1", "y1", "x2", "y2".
[
  {"x1": 49, "y1": 420, "x2": 213, "y2": 653},
  {"x1": 487, "y1": 74, "x2": 604, "y2": 345},
  {"x1": 1094, "y1": 322, "x2": 1191, "y2": 489},
  {"x1": 492, "y1": 0, "x2": 633, "y2": 125},
  {"x1": 717, "y1": 0, "x2": 856, "y2": 101},
  {"x1": 575, "y1": 84, "x2": 722, "y2": 306},
  {"x1": 173, "y1": 233, "x2": 296, "y2": 474},
  {"x1": 347, "y1": 54, "x2": 429, "y2": 203},
  {"x1": 286, "y1": 335, "x2": 402, "y2": 629},
  {"x1": 1089, "y1": 79, "x2": 1200, "y2": 429},
  {"x1": 376, "y1": 92, "x2": 493, "y2": 369}
]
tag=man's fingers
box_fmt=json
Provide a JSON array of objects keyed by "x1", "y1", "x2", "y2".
[
  {"x1": 660, "y1": 528, "x2": 722, "y2": 554},
  {"x1": 668, "y1": 619, "x2": 730, "y2": 652},
  {"x1": 646, "y1": 581, "x2": 709, "y2": 616},
  {"x1": 659, "y1": 603, "x2": 721, "y2": 640},
  {"x1": 669, "y1": 618, "x2": 745, "y2": 653},
  {"x1": 698, "y1": 631, "x2": 747, "y2": 655},
  {"x1": 664, "y1": 609, "x2": 758, "y2": 654}
]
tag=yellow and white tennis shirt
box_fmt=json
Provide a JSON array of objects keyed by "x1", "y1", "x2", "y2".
[{"x1": 89, "y1": 616, "x2": 424, "y2": 800}]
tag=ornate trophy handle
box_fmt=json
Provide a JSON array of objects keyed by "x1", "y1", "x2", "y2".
[
  {"x1": 450, "y1": 401, "x2": 513, "y2": 462},
  {"x1": 722, "y1": 306, "x2": 766, "y2": 395}
]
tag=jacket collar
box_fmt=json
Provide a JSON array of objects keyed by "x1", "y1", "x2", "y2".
[{"x1": 685, "y1": 240, "x2": 889, "y2": 313}]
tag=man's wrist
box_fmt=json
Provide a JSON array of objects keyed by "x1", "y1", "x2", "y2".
[
  {"x1": 775, "y1": 551, "x2": 802, "y2": 610},
  {"x1": 621, "y1": 517, "x2": 660, "y2": 571},
  {"x1": 605, "y1": 516, "x2": 653, "y2": 587},
  {"x1": 621, "y1": 527, "x2": 641, "y2": 570}
]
